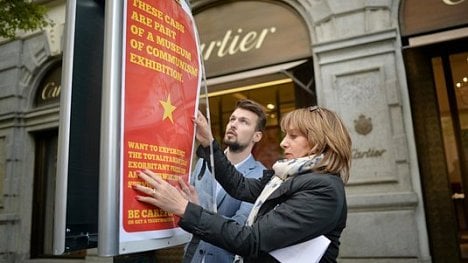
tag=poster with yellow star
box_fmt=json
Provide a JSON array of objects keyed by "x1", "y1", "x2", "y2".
[{"x1": 120, "y1": 0, "x2": 201, "y2": 240}]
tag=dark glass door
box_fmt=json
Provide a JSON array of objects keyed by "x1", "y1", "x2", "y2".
[{"x1": 433, "y1": 50, "x2": 468, "y2": 260}]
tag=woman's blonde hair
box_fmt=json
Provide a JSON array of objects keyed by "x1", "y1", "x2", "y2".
[{"x1": 280, "y1": 106, "x2": 352, "y2": 183}]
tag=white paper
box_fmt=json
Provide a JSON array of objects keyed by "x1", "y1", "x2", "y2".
[{"x1": 269, "y1": 235, "x2": 331, "y2": 263}]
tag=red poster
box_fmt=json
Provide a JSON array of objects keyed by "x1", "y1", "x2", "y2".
[{"x1": 121, "y1": 0, "x2": 200, "y2": 234}]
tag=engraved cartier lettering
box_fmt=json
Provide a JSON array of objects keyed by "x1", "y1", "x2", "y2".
[
  {"x1": 352, "y1": 148, "x2": 386, "y2": 159},
  {"x1": 201, "y1": 27, "x2": 277, "y2": 61}
]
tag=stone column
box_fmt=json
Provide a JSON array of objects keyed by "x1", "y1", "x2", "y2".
[{"x1": 306, "y1": 0, "x2": 431, "y2": 261}]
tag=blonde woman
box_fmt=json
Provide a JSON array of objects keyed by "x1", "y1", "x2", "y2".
[{"x1": 133, "y1": 106, "x2": 352, "y2": 263}]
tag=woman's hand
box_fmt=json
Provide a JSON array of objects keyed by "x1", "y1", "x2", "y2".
[
  {"x1": 132, "y1": 169, "x2": 188, "y2": 217},
  {"x1": 178, "y1": 177, "x2": 200, "y2": 205},
  {"x1": 193, "y1": 111, "x2": 214, "y2": 147}
]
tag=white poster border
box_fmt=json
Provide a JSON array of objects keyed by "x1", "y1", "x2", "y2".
[{"x1": 117, "y1": 0, "x2": 200, "y2": 254}]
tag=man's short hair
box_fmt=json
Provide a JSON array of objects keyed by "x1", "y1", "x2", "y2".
[{"x1": 235, "y1": 99, "x2": 267, "y2": 132}]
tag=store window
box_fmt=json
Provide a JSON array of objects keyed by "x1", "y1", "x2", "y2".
[
  {"x1": 203, "y1": 60, "x2": 316, "y2": 168},
  {"x1": 193, "y1": 0, "x2": 314, "y2": 168}
]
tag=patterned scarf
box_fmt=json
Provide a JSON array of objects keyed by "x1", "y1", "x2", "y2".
[{"x1": 234, "y1": 154, "x2": 324, "y2": 262}]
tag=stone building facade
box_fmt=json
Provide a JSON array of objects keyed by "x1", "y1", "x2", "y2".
[{"x1": 1, "y1": 0, "x2": 468, "y2": 262}]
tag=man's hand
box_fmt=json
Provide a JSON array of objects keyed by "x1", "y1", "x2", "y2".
[{"x1": 193, "y1": 111, "x2": 214, "y2": 147}]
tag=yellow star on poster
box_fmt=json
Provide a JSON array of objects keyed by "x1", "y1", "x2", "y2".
[{"x1": 160, "y1": 94, "x2": 176, "y2": 123}]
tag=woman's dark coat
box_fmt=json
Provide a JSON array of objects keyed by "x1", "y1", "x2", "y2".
[{"x1": 179, "y1": 141, "x2": 347, "y2": 263}]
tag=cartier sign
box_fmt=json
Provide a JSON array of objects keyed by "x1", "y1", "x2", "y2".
[
  {"x1": 194, "y1": 1, "x2": 311, "y2": 78},
  {"x1": 200, "y1": 27, "x2": 277, "y2": 61},
  {"x1": 41, "y1": 81, "x2": 61, "y2": 101},
  {"x1": 401, "y1": 0, "x2": 468, "y2": 36},
  {"x1": 35, "y1": 63, "x2": 61, "y2": 106}
]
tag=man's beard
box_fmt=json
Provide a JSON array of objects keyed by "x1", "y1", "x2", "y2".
[{"x1": 224, "y1": 138, "x2": 248, "y2": 153}]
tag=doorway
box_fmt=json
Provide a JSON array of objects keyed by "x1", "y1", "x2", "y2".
[
  {"x1": 433, "y1": 49, "x2": 468, "y2": 260},
  {"x1": 31, "y1": 129, "x2": 86, "y2": 259},
  {"x1": 404, "y1": 38, "x2": 468, "y2": 262}
]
